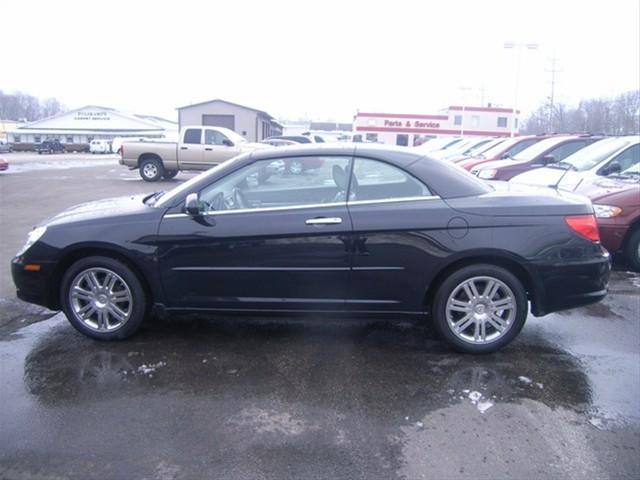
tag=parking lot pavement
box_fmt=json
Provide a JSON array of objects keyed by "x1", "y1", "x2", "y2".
[{"x1": 1, "y1": 159, "x2": 639, "y2": 479}]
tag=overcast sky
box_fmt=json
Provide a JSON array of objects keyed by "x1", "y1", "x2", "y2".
[{"x1": 2, "y1": 0, "x2": 639, "y2": 122}]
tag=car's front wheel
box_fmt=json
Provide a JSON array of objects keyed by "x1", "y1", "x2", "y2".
[
  {"x1": 432, "y1": 264, "x2": 527, "y2": 353},
  {"x1": 60, "y1": 256, "x2": 147, "y2": 340},
  {"x1": 139, "y1": 157, "x2": 164, "y2": 182}
]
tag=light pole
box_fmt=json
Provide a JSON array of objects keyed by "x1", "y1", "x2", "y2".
[
  {"x1": 504, "y1": 41, "x2": 538, "y2": 137},
  {"x1": 459, "y1": 86, "x2": 471, "y2": 136}
]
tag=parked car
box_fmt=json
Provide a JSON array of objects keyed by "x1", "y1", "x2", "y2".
[
  {"x1": 89, "y1": 139, "x2": 111, "y2": 154},
  {"x1": 120, "y1": 126, "x2": 268, "y2": 181},
  {"x1": 429, "y1": 137, "x2": 493, "y2": 161},
  {"x1": 36, "y1": 139, "x2": 65, "y2": 154},
  {"x1": 260, "y1": 138, "x2": 300, "y2": 147},
  {"x1": 414, "y1": 137, "x2": 463, "y2": 153},
  {"x1": 265, "y1": 135, "x2": 314, "y2": 144},
  {"x1": 456, "y1": 135, "x2": 550, "y2": 170},
  {"x1": 511, "y1": 136, "x2": 640, "y2": 190},
  {"x1": 0, "y1": 157, "x2": 8, "y2": 171},
  {"x1": 575, "y1": 164, "x2": 640, "y2": 270},
  {"x1": 472, "y1": 135, "x2": 604, "y2": 181},
  {"x1": 0, "y1": 141, "x2": 12, "y2": 153},
  {"x1": 446, "y1": 138, "x2": 506, "y2": 163},
  {"x1": 12, "y1": 145, "x2": 610, "y2": 353}
]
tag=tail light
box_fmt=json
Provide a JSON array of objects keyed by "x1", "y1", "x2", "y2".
[{"x1": 565, "y1": 214, "x2": 600, "y2": 242}]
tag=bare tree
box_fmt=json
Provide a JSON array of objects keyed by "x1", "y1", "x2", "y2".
[
  {"x1": 523, "y1": 90, "x2": 640, "y2": 135},
  {"x1": 0, "y1": 90, "x2": 66, "y2": 122}
]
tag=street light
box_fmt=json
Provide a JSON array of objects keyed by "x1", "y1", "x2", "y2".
[
  {"x1": 459, "y1": 86, "x2": 471, "y2": 136},
  {"x1": 504, "y1": 41, "x2": 539, "y2": 137}
]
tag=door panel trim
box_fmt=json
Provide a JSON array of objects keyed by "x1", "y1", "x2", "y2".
[{"x1": 172, "y1": 266, "x2": 350, "y2": 272}]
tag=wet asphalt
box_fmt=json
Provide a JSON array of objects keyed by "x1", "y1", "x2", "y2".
[{"x1": 0, "y1": 155, "x2": 639, "y2": 480}]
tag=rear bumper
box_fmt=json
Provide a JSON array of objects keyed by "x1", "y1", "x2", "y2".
[{"x1": 529, "y1": 249, "x2": 611, "y2": 316}]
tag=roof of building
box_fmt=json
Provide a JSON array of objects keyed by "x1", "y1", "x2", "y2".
[
  {"x1": 13, "y1": 105, "x2": 171, "y2": 132},
  {"x1": 176, "y1": 98, "x2": 280, "y2": 124}
]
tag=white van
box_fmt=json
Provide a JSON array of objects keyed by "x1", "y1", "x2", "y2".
[{"x1": 89, "y1": 139, "x2": 111, "y2": 154}]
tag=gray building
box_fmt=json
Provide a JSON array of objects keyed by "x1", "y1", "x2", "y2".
[{"x1": 177, "y1": 99, "x2": 282, "y2": 142}]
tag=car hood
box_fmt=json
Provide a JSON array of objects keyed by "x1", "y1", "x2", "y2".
[
  {"x1": 445, "y1": 181, "x2": 593, "y2": 216},
  {"x1": 575, "y1": 176, "x2": 640, "y2": 204},
  {"x1": 43, "y1": 194, "x2": 160, "y2": 227}
]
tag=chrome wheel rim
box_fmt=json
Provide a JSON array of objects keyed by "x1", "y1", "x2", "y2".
[
  {"x1": 69, "y1": 267, "x2": 133, "y2": 332},
  {"x1": 143, "y1": 163, "x2": 158, "y2": 178},
  {"x1": 446, "y1": 276, "x2": 516, "y2": 344}
]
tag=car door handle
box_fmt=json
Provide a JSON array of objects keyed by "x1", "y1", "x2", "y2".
[
  {"x1": 180, "y1": 146, "x2": 188, "y2": 150},
  {"x1": 205, "y1": 147, "x2": 213, "y2": 151},
  {"x1": 305, "y1": 217, "x2": 342, "y2": 225}
]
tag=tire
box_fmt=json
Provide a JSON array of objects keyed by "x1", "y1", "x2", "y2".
[
  {"x1": 139, "y1": 156, "x2": 164, "y2": 182},
  {"x1": 60, "y1": 256, "x2": 147, "y2": 340},
  {"x1": 432, "y1": 264, "x2": 528, "y2": 354},
  {"x1": 163, "y1": 169, "x2": 179, "y2": 179},
  {"x1": 624, "y1": 228, "x2": 640, "y2": 272}
]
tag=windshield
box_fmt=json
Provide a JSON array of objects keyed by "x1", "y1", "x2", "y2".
[
  {"x1": 512, "y1": 136, "x2": 569, "y2": 162},
  {"x1": 467, "y1": 138, "x2": 504, "y2": 156},
  {"x1": 221, "y1": 128, "x2": 248, "y2": 144},
  {"x1": 557, "y1": 137, "x2": 633, "y2": 171},
  {"x1": 480, "y1": 137, "x2": 523, "y2": 158},
  {"x1": 155, "y1": 162, "x2": 239, "y2": 208}
]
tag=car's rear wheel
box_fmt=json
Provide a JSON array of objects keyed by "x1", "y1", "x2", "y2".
[
  {"x1": 60, "y1": 256, "x2": 147, "y2": 340},
  {"x1": 139, "y1": 157, "x2": 163, "y2": 182},
  {"x1": 163, "y1": 169, "x2": 179, "y2": 179},
  {"x1": 624, "y1": 228, "x2": 640, "y2": 271},
  {"x1": 432, "y1": 264, "x2": 527, "y2": 353}
]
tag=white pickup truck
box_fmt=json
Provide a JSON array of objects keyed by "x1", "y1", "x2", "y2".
[{"x1": 119, "y1": 126, "x2": 267, "y2": 181}]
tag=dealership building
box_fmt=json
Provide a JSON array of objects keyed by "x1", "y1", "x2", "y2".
[
  {"x1": 8, "y1": 105, "x2": 177, "y2": 146},
  {"x1": 177, "y1": 99, "x2": 283, "y2": 142},
  {"x1": 353, "y1": 106, "x2": 519, "y2": 146}
]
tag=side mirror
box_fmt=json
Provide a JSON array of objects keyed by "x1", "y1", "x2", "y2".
[
  {"x1": 185, "y1": 193, "x2": 201, "y2": 216},
  {"x1": 541, "y1": 154, "x2": 556, "y2": 165},
  {"x1": 604, "y1": 161, "x2": 622, "y2": 175},
  {"x1": 222, "y1": 139, "x2": 234, "y2": 147}
]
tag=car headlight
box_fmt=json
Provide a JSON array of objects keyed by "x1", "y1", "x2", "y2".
[
  {"x1": 478, "y1": 169, "x2": 498, "y2": 179},
  {"x1": 593, "y1": 204, "x2": 622, "y2": 219},
  {"x1": 16, "y1": 226, "x2": 47, "y2": 256}
]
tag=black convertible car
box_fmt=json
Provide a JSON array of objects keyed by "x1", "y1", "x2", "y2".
[{"x1": 12, "y1": 144, "x2": 610, "y2": 353}]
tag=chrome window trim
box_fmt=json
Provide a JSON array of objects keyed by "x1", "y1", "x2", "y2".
[
  {"x1": 347, "y1": 195, "x2": 441, "y2": 206},
  {"x1": 162, "y1": 196, "x2": 441, "y2": 220}
]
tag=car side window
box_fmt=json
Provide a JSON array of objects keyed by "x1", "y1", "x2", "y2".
[
  {"x1": 204, "y1": 130, "x2": 227, "y2": 145},
  {"x1": 508, "y1": 139, "x2": 538, "y2": 156},
  {"x1": 350, "y1": 158, "x2": 431, "y2": 202},
  {"x1": 549, "y1": 140, "x2": 588, "y2": 161},
  {"x1": 198, "y1": 156, "x2": 352, "y2": 212},
  {"x1": 183, "y1": 129, "x2": 202, "y2": 145},
  {"x1": 611, "y1": 144, "x2": 640, "y2": 171}
]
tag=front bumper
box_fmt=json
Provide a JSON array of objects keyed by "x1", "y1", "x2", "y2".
[
  {"x1": 11, "y1": 258, "x2": 58, "y2": 310},
  {"x1": 529, "y1": 249, "x2": 611, "y2": 316}
]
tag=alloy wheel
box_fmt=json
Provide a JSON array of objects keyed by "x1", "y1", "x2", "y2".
[
  {"x1": 445, "y1": 276, "x2": 516, "y2": 344},
  {"x1": 69, "y1": 267, "x2": 133, "y2": 332}
]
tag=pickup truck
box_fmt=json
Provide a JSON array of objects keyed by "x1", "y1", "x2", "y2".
[{"x1": 119, "y1": 126, "x2": 267, "y2": 181}]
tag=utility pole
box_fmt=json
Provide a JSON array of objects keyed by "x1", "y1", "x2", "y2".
[
  {"x1": 545, "y1": 55, "x2": 562, "y2": 132},
  {"x1": 504, "y1": 42, "x2": 539, "y2": 137}
]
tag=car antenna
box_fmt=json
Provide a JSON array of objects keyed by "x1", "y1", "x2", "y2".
[
  {"x1": 572, "y1": 178, "x2": 584, "y2": 192},
  {"x1": 552, "y1": 164, "x2": 572, "y2": 191}
]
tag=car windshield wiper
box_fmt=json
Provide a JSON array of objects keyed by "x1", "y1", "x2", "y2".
[
  {"x1": 550, "y1": 162, "x2": 577, "y2": 171},
  {"x1": 144, "y1": 191, "x2": 165, "y2": 206}
]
